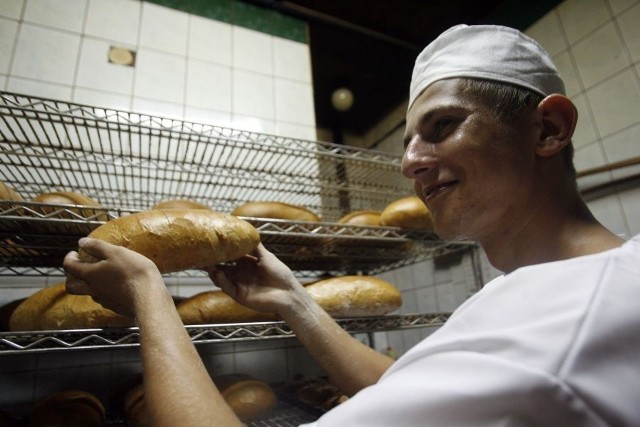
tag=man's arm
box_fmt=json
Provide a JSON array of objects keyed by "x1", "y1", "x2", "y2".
[
  {"x1": 209, "y1": 244, "x2": 394, "y2": 396},
  {"x1": 64, "y1": 238, "x2": 243, "y2": 427}
]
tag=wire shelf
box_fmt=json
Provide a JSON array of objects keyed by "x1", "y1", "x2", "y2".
[
  {"x1": 0, "y1": 313, "x2": 449, "y2": 355},
  {"x1": 0, "y1": 91, "x2": 412, "y2": 221}
]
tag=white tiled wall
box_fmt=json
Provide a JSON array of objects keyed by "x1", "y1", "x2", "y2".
[{"x1": 0, "y1": 0, "x2": 316, "y2": 139}]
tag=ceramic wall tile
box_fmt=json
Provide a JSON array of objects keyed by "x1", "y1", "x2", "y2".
[
  {"x1": 233, "y1": 26, "x2": 273, "y2": 74},
  {"x1": 139, "y1": 2, "x2": 188, "y2": 56},
  {"x1": 618, "y1": 2, "x2": 640, "y2": 62},
  {"x1": 184, "y1": 105, "x2": 232, "y2": 127},
  {"x1": 434, "y1": 282, "x2": 458, "y2": 312},
  {"x1": 231, "y1": 114, "x2": 276, "y2": 134},
  {"x1": 553, "y1": 50, "x2": 582, "y2": 97},
  {"x1": 570, "y1": 93, "x2": 599, "y2": 147},
  {"x1": 572, "y1": 22, "x2": 629, "y2": 89},
  {"x1": 608, "y1": 0, "x2": 640, "y2": 15},
  {"x1": 34, "y1": 365, "x2": 111, "y2": 408},
  {"x1": 133, "y1": 48, "x2": 185, "y2": 104},
  {"x1": 0, "y1": 17, "x2": 18, "y2": 75},
  {"x1": 73, "y1": 87, "x2": 131, "y2": 111},
  {"x1": 587, "y1": 195, "x2": 629, "y2": 236},
  {"x1": 602, "y1": 123, "x2": 640, "y2": 180},
  {"x1": 273, "y1": 37, "x2": 311, "y2": 82},
  {"x1": 189, "y1": 14, "x2": 232, "y2": 66},
  {"x1": 0, "y1": 74, "x2": 6, "y2": 90},
  {"x1": 525, "y1": 9, "x2": 566, "y2": 57},
  {"x1": 131, "y1": 96, "x2": 183, "y2": 120},
  {"x1": 7, "y1": 76, "x2": 72, "y2": 100},
  {"x1": 233, "y1": 69, "x2": 274, "y2": 119},
  {"x1": 619, "y1": 185, "x2": 640, "y2": 236},
  {"x1": 415, "y1": 286, "x2": 439, "y2": 314},
  {"x1": 558, "y1": 0, "x2": 611, "y2": 44},
  {"x1": 587, "y1": 69, "x2": 640, "y2": 137},
  {"x1": 274, "y1": 78, "x2": 315, "y2": 125},
  {"x1": 574, "y1": 141, "x2": 610, "y2": 189},
  {"x1": 285, "y1": 345, "x2": 325, "y2": 381},
  {"x1": 274, "y1": 121, "x2": 317, "y2": 141},
  {"x1": 185, "y1": 59, "x2": 232, "y2": 111},
  {"x1": 76, "y1": 38, "x2": 134, "y2": 95},
  {"x1": 23, "y1": 0, "x2": 87, "y2": 33},
  {"x1": 0, "y1": 0, "x2": 24, "y2": 19},
  {"x1": 11, "y1": 23, "x2": 81, "y2": 85},
  {"x1": 85, "y1": 0, "x2": 140, "y2": 46}
]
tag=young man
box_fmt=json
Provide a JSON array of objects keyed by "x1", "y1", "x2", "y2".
[{"x1": 64, "y1": 25, "x2": 639, "y2": 426}]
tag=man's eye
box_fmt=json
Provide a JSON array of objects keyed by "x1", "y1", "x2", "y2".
[{"x1": 434, "y1": 118, "x2": 455, "y2": 133}]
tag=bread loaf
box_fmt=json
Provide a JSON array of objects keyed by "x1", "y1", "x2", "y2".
[
  {"x1": 33, "y1": 190, "x2": 107, "y2": 221},
  {"x1": 0, "y1": 181, "x2": 24, "y2": 201},
  {"x1": 123, "y1": 383, "x2": 148, "y2": 427},
  {"x1": 28, "y1": 390, "x2": 106, "y2": 427},
  {"x1": 152, "y1": 199, "x2": 210, "y2": 210},
  {"x1": 177, "y1": 290, "x2": 277, "y2": 324},
  {"x1": 304, "y1": 276, "x2": 402, "y2": 317},
  {"x1": 0, "y1": 298, "x2": 26, "y2": 331},
  {"x1": 380, "y1": 196, "x2": 433, "y2": 230},
  {"x1": 79, "y1": 209, "x2": 260, "y2": 274},
  {"x1": 9, "y1": 283, "x2": 133, "y2": 331},
  {"x1": 338, "y1": 210, "x2": 381, "y2": 226},
  {"x1": 214, "y1": 374, "x2": 277, "y2": 421},
  {"x1": 232, "y1": 201, "x2": 320, "y2": 222}
]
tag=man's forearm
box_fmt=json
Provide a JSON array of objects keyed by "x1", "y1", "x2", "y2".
[
  {"x1": 135, "y1": 284, "x2": 242, "y2": 427},
  {"x1": 279, "y1": 288, "x2": 394, "y2": 396}
]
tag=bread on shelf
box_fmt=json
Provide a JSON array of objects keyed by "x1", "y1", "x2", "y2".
[
  {"x1": 152, "y1": 199, "x2": 211, "y2": 210},
  {"x1": 28, "y1": 390, "x2": 106, "y2": 427},
  {"x1": 337, "y1": 210, "x2": 381, "y2": 226},
  {"x1": 9, "y1": 283, "x2": 134, "y2": 331},
  {"x1": 177, "y1": 290, "x2": 277, "y2": 324},
  {"x1": 232, "y1": 201, "x2": 320, "y2": 222},
  {"x1": 380, "y1": 196, "x2": 434, "y2": 231},
  {"x1": 304, "y1": 275, "x2": 402, "y2": 317}
]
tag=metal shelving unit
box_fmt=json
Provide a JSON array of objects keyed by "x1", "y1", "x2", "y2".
[
  {"x1": 0, "y1": 313, "x2": 450, "y2": 355},
  {"x1": 0, "y1": 92, "x2": 471, "y2": 359}
]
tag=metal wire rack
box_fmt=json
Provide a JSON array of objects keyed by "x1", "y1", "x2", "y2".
[
  {"x1": 0, "y1": 91, "x2": 476, "y2": 277},
  {"x1": 0, "y1": 313, "x2": 450, "y2": 355},
  {"x1": 0, "y1": 91, "x2": 411, "y2": 220}
]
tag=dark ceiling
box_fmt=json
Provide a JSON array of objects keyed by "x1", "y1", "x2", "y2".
[{"x1": 245, "y1": 0, "x2": 563, "y2": 139}]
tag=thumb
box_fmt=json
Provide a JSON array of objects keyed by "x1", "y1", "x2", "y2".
[{"x1": 78, "y1": 237, "x2": 117, "y2": 261}]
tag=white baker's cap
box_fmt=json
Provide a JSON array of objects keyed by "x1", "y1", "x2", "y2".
[{"x1": 409, "y1": 24, "x2": 565, "y2": 110}]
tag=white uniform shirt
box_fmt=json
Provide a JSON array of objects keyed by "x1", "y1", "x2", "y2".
[{"x1": 302, "y1": 234, "x2": 640, "y2": 426}]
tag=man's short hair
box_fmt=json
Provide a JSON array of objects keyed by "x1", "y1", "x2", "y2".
[{"x1": 456, "y1": 78, "x2": 577, "y2": 181}]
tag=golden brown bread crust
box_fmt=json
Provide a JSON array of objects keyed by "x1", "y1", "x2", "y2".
[
  {"x1": 338, "y1": 210, "x2": 381, "y2": 226},
  {"x1": 78, "y1": 209, "x2": 260, "y2": 274},
  {"x1": 304, "y1": 276, "x2": 402, "y2": 317},
  {"x1": 177, "y1": 290, "x2": 277, "y2": 324},
  {"x1": 380, "y1": 196, "x2": 434, "y2": 230},
  {"x1": 0, "y1": 181, "x2": 24, "y2": 201},
  {"x1": 214, "y1": 374, "x2": 277, "y2": 421},
  {"x1": 28, "y1": 390, "x2": 106, "y2": 427},
  {"x1": 232, "y1": 201, "x2": 320, "y2": 222},
  {"x1": 9, "y1": 283, "x2": 133, "y2": 331},
  {"x1": 32, "y1": 190, "x2": 108, "y2": 221},
  {"x1": 152, "y1": 199, "x2": 211, "y2": 210}
]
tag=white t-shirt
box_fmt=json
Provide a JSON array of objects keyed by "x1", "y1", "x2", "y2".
[{"x1": 302, "y1": 234, "x2": 640, "y2": 426}]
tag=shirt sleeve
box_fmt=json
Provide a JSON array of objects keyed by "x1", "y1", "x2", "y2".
[{"x1": 304, "y1": 351, "x2": 606, "y2": 427}]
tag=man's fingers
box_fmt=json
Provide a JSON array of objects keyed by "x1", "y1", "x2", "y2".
[
  {"x1": 77, "y1": 237, "x2": 116, "y2": 260},
  {"x1": 65, "y1": 276, "x2": 92, "y2": 295}
]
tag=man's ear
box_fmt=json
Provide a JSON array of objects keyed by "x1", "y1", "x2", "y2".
[{"x1": 535, "y1": 94, "x2": 578, "y2": 158}]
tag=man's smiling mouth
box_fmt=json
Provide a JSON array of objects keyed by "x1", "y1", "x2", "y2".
[{"x1": 424, "y1": 181, "x2": 457, "y2": 201}]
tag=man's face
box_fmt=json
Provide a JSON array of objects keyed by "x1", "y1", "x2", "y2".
[{"x1": 402, "y1": 79, "x2": 538, "y2": 242}]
